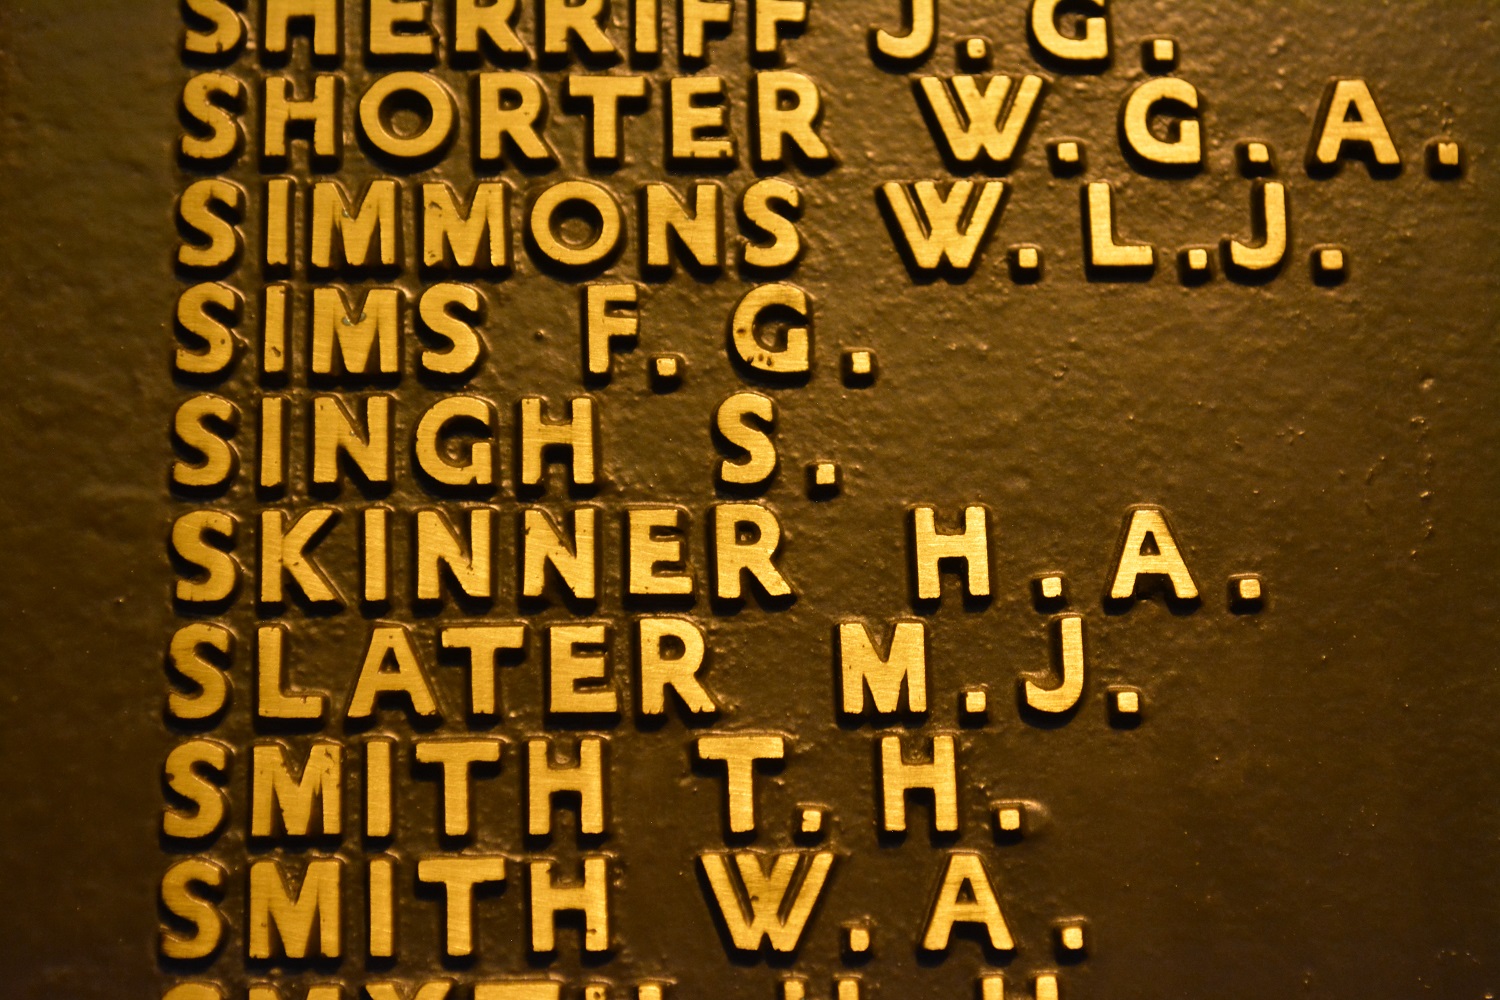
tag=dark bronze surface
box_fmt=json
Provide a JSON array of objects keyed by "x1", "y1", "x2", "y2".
[{"x1": 2, "y1": 3, "x2": 1499, "y2": 998}]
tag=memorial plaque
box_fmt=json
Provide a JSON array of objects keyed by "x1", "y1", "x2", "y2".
[{"x1": 1, "y1": 2, "x2": 1498, "y2": 998}]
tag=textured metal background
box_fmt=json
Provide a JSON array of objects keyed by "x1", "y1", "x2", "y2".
[{"x1": 2, "y1": 2, "x2": 1498, "y2": 998}]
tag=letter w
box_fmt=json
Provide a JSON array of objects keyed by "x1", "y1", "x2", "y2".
[
  {"x1": 879, "y1": 181, "x2": 1006, "y2": 272},
  {"x1": 699, "y1": 851, "x2": 835, "y2": 952},
  {"x1": 916, "y1": 75, "x2": 1045, "y2": 165}
]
